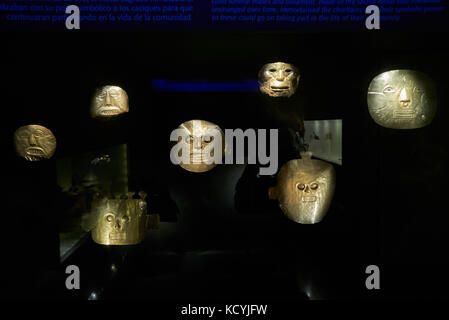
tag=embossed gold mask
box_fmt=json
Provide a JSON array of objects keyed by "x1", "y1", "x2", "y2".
[
  {"x1": 90, "y1": 192, "x2": 149, "y2": 245},
  {"x1": 258, "y1": 62, "x2": 300, "y2": 98},
  {"x1": 269, "y1": 152, "x2": 336, "y2": 224},
  {"x1": 91, "y1": 85, "x2": 129, "y2": 119},
  {"x1": 367, "y1": 70, "x2": 437, "y2": 129},
  {"x1": 13, "y1": 125, "x2": 57, "y2": 161},
  {"x1": 176, "y1": 119, "x2": 225, "y2": 173}
]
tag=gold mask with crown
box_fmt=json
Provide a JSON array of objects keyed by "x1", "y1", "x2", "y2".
[{"x1": 87, "y1": 191, "x2": 149, "y2": 245}]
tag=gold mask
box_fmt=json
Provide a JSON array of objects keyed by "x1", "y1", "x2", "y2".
[
  {"x1": 175, "y1": 119, "x2": 225, "y2": 173},
  {"x1": 91, "y1": 85, "x2": 129, "y2": 119},
  {"x1": 367, "y1": 70, "x2": 437, "y2": 129},
  {"x1": 269, "y1": 152, "x2": 336, "y2": 224},
  {"x1": 258, "y1": 62, "x2": 300, "y2": 98},
  {"x1": 90, "y1": 192, "x2": 149, "y2": 245},
  {"x1": 13, "y1": 125, "x2": 57, "y2": 161}
]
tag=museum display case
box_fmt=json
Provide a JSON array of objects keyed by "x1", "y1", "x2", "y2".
[{"x1": 2, "y1": 26, "x2": 448, "y2": 303}]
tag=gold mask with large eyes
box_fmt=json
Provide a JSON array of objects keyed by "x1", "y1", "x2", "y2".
[
  {"x1": 91, "y1": 85, "x2": 129, "y2": 119},
  {"x1": 258, "y1": 62, "x2": 300, "y2": 98},
  {"x1": 367, "y1": 70, "x2": 437, "y2": 129},
  {"x1": 174, "y1": 119, "x2": 225, "y2": 173},
  {"x1": 88, "y1": 193, "x2": 149, "y2": 245},
  {"x1": 13, "y1": 125, "x2": 57, "y2": 161},
  {"x1": 269, "y1": 152, "x2": 336, "y2": 224}
]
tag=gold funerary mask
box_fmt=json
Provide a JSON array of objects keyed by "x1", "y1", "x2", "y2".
[
  {"x1": 258, "y1": 62, "x2": 300, "y2": 98},
  {"x1": 367, "y1": 70, "x2": 437, "y2": 129},
  {"x1": 13, "y1": 125, "x2": 57, "y2": 161},
  {"x1": 90, "y1": 192, "x2": 149, "y2": 245},
  {"x1": 175, "y1": 119, "x2": 225, "y2": 173},
  {"x1": 269, "y1": 152, "x2": 336, "y2": 224},
  {"x1": 91, "y1": 85, "x2": 129, "y2": 119}
]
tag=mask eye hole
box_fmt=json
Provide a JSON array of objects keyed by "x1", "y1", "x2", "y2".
[
  {"x1": 122, "y1": 216, "x2": 129, "y2": 222},
  {"x1": 186, "y1": 135, "x2": 193, "y2": 143},
  {"x1": 296, "y1": 183, "x2": 305, "y2": 190},
  {"x1": 106, "y1": 214, "x2": 114, "y2": 222},
  {"x1": 285, "y1": 69, "x2": 292, "y2": 73},
  {"x1": 203, "y1": 136, "x2": 214, "y2": 143},
  {"x1": 269, "y1": 69, "x2": 276, "y2": 72},
  {"x1": 383, "y1": 86, "x2": 395, "y2": 93},
  {"x1": 310, "y1": 183, "x2": 318, "y2": 190},
  {"x1": 33, "y1": 130, "x2": 45, "y2": 136}
]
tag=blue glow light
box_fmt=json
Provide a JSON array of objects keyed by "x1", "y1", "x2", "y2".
[{"x1": 151, "y1": 79, "x2": 259, "y2": 92}]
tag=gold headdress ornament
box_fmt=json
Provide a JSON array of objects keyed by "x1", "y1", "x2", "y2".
[{"x1": 87, "y1": 191, "x2": 150, "y2": 245}]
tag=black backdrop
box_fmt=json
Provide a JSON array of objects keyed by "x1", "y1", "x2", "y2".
[{"x1": 2, "y1": 31, "x2": 449, "y2": 301}]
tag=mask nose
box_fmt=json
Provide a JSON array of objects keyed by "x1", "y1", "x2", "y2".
[
  {"x1": 105, "y1": 91, "x2": 112, "y2": 105},
  {"x1": 399, "y1": 88, "x2": 410, "y2": 106},
  {"x1": 193, "y1": 137, "x2": 203, "y2": 149},
  {"x1": 275, "y1": 70, "x2": 285, "y2": 81},
  {"x1": 114, "y1": 219, "x2": 121, "y2": 230},
  {"x1": 28, "y1": 134, "x2": 37, "y2": 146},
  {"x1": 304, "y1": 185, "x2": 310, "y2": 193}
]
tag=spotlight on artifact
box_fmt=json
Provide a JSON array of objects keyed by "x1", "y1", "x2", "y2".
[
  {"x1": 367, "y1": 70, "x2": 437, "y2": 129},
  {"x1": 258, "y1": 62, "x2": 300, "y2": 98},
  {"x1": 171, "y1": 119, "x2": 225, "y2": 173},
  {"x1": 269, "y1": 152, "x2": 336, "y2": 224},
  {"x1": 13, "y1": 124, "x2": 57, "y2": 161},
  {"x1": 91, "y1": 85, "x2": 129, "y2": 119}
]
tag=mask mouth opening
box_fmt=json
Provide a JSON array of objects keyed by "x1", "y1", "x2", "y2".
[
  {"x1": 270, "y1": 85, "x2": 290, "y2": 92},
  {"x1": 190, "y1": 149, "x2": 215, "y2": 164},
  {"x1": 393, "y1": 109, "x2": 415, "y2": 119},
  {"x1": 25, "y1": 147, "x2": 45, "y2": 156},
  {"x1": 98, "y1": 106, "x2": 121, "y2": 115},
  {"x1": 302, "y1": 196, "x2": 317, "y2": 202},
  {"x1": 109, "y1": 232, "x2": 126, "y2": 240},
  {"x1": 190, "y1": 155, "x2": 205, "y2": 164}
]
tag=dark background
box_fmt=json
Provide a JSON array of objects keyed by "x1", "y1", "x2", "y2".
[{"x1": 1, "y1": 31, "x2": 448, "y2": 302}]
